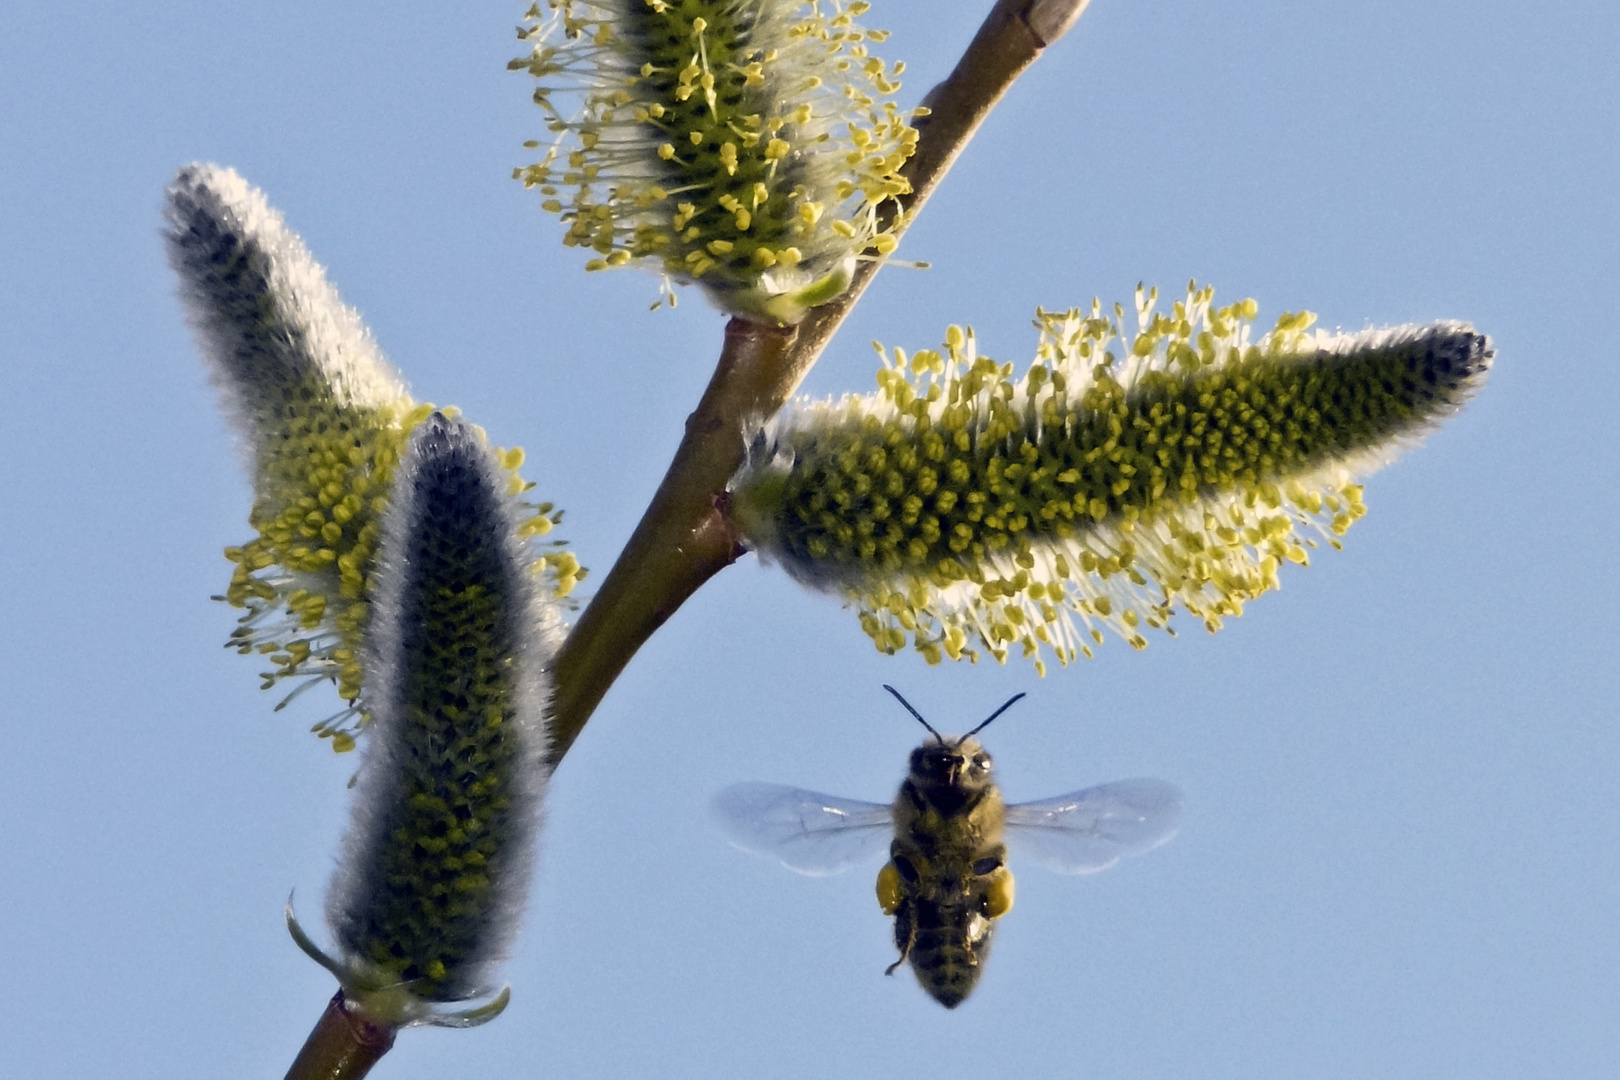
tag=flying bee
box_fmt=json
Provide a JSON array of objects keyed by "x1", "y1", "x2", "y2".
[{"x1": 713, "y1": 686, "x2": 1183, "y2": 1008}]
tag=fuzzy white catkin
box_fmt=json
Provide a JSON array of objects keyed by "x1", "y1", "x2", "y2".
[
  {"x1": 728, "y1": 289, "x2": 1493, "y2": 670},
  {"x1": 164, "y1": 163, "x2": 410, "y2": 470},
  {"x1": 325, "y1": 412, "x2": 559, "y2": 1012}
]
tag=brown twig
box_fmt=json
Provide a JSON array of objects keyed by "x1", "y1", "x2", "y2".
[
  {"x1": 283, "y1": 991, "x2": 396, "y2": 1080},
  {"x1": 543, "y1": 0, "x2": 1089, "y2": 767}
]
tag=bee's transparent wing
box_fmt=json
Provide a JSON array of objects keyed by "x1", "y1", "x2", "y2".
[
  {"x1": 712, "y1": 783, "x2": 894, "y2": 877},
  {"x1": 1004, "y1": 779, "x2": 1183, "y2": 874}
]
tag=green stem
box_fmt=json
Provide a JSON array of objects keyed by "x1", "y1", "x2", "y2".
[
  {"x1": 283, "y1": 991, "x2": 395, "y2": 1080},
  {"x1": 545, "y1": 0, "x2": 1087, "y2": 766}
]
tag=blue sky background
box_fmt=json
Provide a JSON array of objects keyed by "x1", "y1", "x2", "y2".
[{"x1": 3, "y1": 1, "x2": 1617, "y2": 1076}]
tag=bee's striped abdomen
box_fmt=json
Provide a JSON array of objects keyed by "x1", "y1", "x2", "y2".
[{"x1": 907, "y1": 897, "x2": 994, "y2": 1009}]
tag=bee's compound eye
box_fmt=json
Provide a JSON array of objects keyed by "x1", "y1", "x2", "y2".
[
  {"x1": 982, "y1": 869, "x2": 1015, "y2": 919},
  {"x1": 876, "y1": 862, "x2": 903, "y2": 915},
  {"x1": 971, "y1": 856, "x2": 1003, "y2": 876}
]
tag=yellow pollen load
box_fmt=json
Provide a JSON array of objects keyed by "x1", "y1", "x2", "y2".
[
  {"x1": 984, "y1": 869, "x2": 1015, "y2": 919},
  {"x1": 730, "y1": 284, "x2": 1489, "y2": 671},
  {"x1": 876, "y1": 862, "x2": 903, "y2": 915}
]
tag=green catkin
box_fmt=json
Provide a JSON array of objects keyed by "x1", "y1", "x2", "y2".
[
  {"x1": 324, "y1": 413, "x2": 557, "y2": 1021},
  {"x1": 164, "y1": 165, "x2": 579, "y2": 748},
  {"x1": 511, "y1": 0, "x2": 916, "y2": 322},
  {"x1": 731, "y1": 284, "x2": 1492, "y2": 670}
]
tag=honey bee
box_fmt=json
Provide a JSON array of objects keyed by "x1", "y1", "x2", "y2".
[{"x1": 713, "y1": 686, "x2": 1183, "y2": 1008}]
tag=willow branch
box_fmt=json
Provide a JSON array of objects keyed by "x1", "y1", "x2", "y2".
[
  {"x1": 283, "y1": 991, "x2": 395, "y2": 1080},
  {"x1": 545, "y1": 0, "x2": 1090, "y2": 766}
]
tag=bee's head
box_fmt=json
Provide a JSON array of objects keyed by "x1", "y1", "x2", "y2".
[
  {"x1": 907, "y1": 736, "x2": 996, "y2": 794},
  {"x1": 884, "y1": 685, "x2": 1023, "y2": 796}
]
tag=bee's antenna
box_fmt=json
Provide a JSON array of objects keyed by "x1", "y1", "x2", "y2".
[
  {"x1": 956, "y1": 692, "x2": 1026, "y2": 744},
  {"x1": 883, "y1": 684, "x2": 945, "y2": 744}
]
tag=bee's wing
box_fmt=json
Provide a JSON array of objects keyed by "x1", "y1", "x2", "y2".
[
  {"x1": 1003, "y1": 779, "x2": 1183, "y2": 874},
  {"x1": 712, "y1": 782, "x2": 894, "y2": 877}
]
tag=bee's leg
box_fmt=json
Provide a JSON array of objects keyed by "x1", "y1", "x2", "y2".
[{"x1": 886, "y1": 901, "x2": 915, "y2": 977}]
